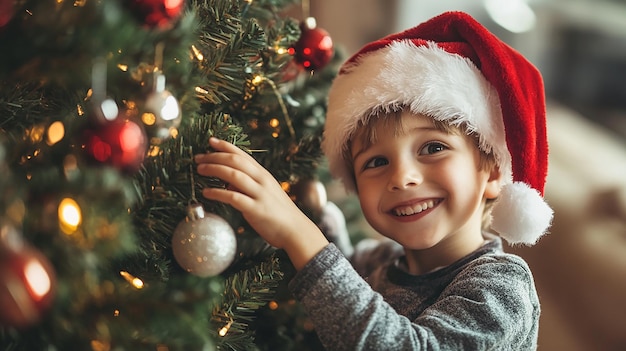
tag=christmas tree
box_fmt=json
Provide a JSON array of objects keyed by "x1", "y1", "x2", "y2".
[{"x1": 0, "y1": 0, "x2": 341, "y2": 350}]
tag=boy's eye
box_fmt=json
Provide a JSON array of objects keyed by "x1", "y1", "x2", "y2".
[
  {"x1": 364, "y1": 156, "x2": 388, "y2": 169},
  {"x1": 419, "y1": 142, "x2": 447, "y2": 155}
]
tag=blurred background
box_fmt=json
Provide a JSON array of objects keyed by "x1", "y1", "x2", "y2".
[{"x1": 308, "y1": 0, "x2": 626, "y2": 350}]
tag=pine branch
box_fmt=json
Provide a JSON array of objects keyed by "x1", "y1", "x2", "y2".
[{"x1": 211, "y1": 253, "x2": 284, "y2": 351}]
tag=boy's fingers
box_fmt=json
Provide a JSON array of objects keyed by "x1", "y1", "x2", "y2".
[
  {"x1": 208, "y1": 137, "x2": 251, "y2": 157},
  {"x1": 196, "y1": 153, "x2": 261, "y2": 185},
  {"x1": 197, "y1": 162, "x2": 257, "y2": 192},
  {"x1": 194, "y1": 138, "x2": 255, "y2": 168}
]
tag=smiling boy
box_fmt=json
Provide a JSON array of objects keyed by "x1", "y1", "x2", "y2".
[
  {"x1": 349, "y1": 110, "x2": 501, "y2": 275},
  {"x1": 195, "y1": 11, "x2": 553, "y2": 350}
]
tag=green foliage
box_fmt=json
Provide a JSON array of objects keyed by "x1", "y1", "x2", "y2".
[{"x1": 0, "y1": 0, "x2": 343, "y2": 349}]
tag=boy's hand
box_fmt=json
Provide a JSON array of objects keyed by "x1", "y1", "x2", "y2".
[{"x1": 194, "y1": 137, "x2": 328, "y2": 270}]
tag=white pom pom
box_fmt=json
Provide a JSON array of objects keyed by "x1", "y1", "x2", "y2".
[{"x1": 491, "y1": 182, "x2": 553, "y2": 245}]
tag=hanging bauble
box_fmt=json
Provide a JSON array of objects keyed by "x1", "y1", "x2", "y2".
[
  {"x1": 127, "y1": 0, "x2": 185, "y2": 29},
  {"x1": 0, "y1": 224, "x2": 56, "y2": 328},
  {"x1": 83, "y1": 117, "x2": 148, "y2": 174},
  {"x1": 171, "y1": 203, "x2": 237, "y2": 277},
  {"x1": 142, "y1": 74, "x2": 181, "y2": 143},
  {"x1": 0, "y1": 0, "x2": 14, "y2": 29},
  {"x1": 318, "y1": 201, "x2": 353, "y2": 257},
  {"x1": 290, "y1": 178, "x2": 327, "y2": 219},
  {"x1": 290, "y1": 17, "x2": 334, "y2": 71}
]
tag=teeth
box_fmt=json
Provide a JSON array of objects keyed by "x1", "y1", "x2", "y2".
[{"x1": 393, "y1": 200, "x2": 437, "y2": 216}]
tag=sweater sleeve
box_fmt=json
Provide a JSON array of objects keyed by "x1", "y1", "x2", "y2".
[{"x1": 288, "y1": 244, "x2": 539, "y2": 351}]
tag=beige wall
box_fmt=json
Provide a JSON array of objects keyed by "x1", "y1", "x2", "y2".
[{"x1": 311, "y1": 0, "x2": 398, "y2": 56}]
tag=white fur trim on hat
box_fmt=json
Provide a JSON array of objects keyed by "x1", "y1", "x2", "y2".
[{"x1": 323, "y1": 41, "x2": 512, "y2": 193}]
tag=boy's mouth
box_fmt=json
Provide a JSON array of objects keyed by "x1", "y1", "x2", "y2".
[{"x1": 392, "y1": 199, "x2": 441, "y2": 216}]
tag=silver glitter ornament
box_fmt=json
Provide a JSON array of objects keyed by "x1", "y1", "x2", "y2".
[{"x1": 171, "y1": 204, "x2": 237, "y2": 277}]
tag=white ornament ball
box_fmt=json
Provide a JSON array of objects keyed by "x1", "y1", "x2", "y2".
[
  {"x1": 143, "y1": 74, "x2": 182, "y2": 141},
  {"x1": 172, "y1": 204, "x2": 237, "y2": 277}
]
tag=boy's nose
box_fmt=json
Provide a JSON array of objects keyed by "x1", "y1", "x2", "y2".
[{"x1": 387, "y1": 163, "x2": 423, "y2": 191}]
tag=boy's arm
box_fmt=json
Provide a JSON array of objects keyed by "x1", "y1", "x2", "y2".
[
  {"x1": 290, "y1": 245, "x2": 539, "y2": 350},
  {"x1": 194, "y1": 137, "x2": 329, "y2": 270}
]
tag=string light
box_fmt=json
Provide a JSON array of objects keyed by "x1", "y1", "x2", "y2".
[
  {"x1": 119, "y1": 271, "x2": 144, "y2": 289},
  {"x1": 147, "y1": 145, "x2": 161, "y2": 157},
  {"x1": 275, "y1": 47, "x2": 288, "y2": 55},
  {"x1": 253, "y1": 75, "x2": 295, "y2": 138},
  {"x1": 141, "y1": 112, "x2": 157, "y2": 126},
  {"x1": 26, "y1": 124, "x2": 46, "y2": 143},
  {"x1": 251, "y1": 75, "x2": 264, "y2": 86},
  {"x1": 195, "y1": 86, "x2": 209, "y2": 95},
  {"x1": 191, "y1": 45, "x2": 203, "y2": 61},
  {"x1": 46, "y1": 121, "x2": 65, "y2": 145},
  {"x1": 24, "y1": 259, "x2": 53, "y2": 299},
  {"x1": 58, "y1": 198, "x2": 82, "y2": 234},
  {"x1": 218, "y1": 319, "x2": 233, "y2": 337}
]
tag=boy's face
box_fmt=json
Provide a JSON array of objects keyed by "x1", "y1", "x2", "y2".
[{"x1": 350, "y1": 111, "x2": 500, "y2": 252}]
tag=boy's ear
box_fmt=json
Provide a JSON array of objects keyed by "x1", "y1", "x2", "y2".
[{"x1": 484, "y1": 166, "x2": 502, "y2": 200}]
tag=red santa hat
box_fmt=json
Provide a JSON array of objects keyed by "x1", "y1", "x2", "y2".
[{"x1": 322, "y1": 11, "x2": 553, "y2": 245}]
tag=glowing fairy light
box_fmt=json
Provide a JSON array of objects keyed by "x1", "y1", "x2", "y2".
[
  {"x1": 120, "y1": 271, "x2": 144, "y2": 289},
  {"x1": 251, "y1": 75, "x2": 264, "y2": 86},
  {"x1": 27, "y1": 124, "x2": 45, "y2": 143},
  {"x1": 47, "y1": 121, "x2": 65, "y2": 145},
  {"x1": 218, "y1": 320, "x2": 233, "y2": 337},
  {"x1": 58, "y1": 198, "x2": 82, "y2": 234},
  {"x1": 24, "y1": 259, "x2": 52, "y2": 299},
  {"x1": 191, "y1": 45, "x2": 204, "y2": 61},
  {"x1": 142, "y1": 112, "x2": 157, "y2": 126}
]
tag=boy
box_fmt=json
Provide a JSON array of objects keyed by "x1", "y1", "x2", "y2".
[{"x1": 195, "y1": 11, "x2": 553, "y2": 350}]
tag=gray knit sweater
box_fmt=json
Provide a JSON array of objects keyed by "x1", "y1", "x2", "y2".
[{"x1": 288, "y1": 235, "x2": 540, "y2": 350}]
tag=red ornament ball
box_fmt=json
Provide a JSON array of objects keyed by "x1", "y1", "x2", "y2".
[
  {"x1": 0, "y1": 0, "x2": 15, "y2": 28},
  {"x1": 127, "y1": 0, "x2": 185, "y2": 29},
  {"x1": 0, "y1": 226, "x2": 56, "y2": 328},
  {"x1": 290, "y1": 17, "x2": 334, "y2": 71},
  {"x1": 83, "y1": 119, "x2": 148, "y2": 173}
]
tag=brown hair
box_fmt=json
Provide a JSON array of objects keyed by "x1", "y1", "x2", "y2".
[{"x1": 345, "y1": 109, "x2": 499, "y2": 229}]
